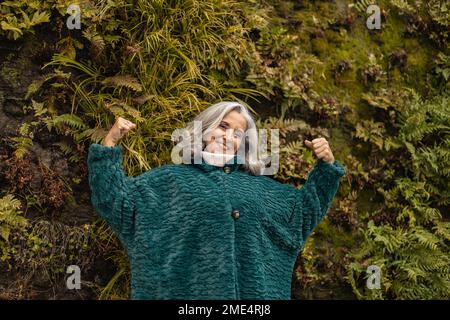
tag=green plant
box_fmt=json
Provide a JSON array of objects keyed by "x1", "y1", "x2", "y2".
[
  {"x1": 351, "y1": 0, "x2": 377, "y2": 15},
  {"x1": 434, "y1": 52, "x2": 450, "y2": 86},
  {"x1": 97, "y1": 249, "x2": 131, "y2": 300},
  {"x1": 347, "y1": 219, "x2": 450, "y2": 299},
  {"x1": 389, "y1": 0, "x2": 415, "y2": 13},
  {"x1": 0, "y1": 194, "x2": 28, "y2": 263},
  {"x1": 346, "y1": 90, "x2": 450, "y2": 299},
  {"x1": 0, "y1": 1, "x2": 51, "y2": 40}
]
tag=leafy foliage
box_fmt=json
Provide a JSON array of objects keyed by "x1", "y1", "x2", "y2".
[
  {"x1": 1, "y1": 0, "x2": 449, "y2": 300},
  {"x1": 0, "y1": 194, "x2": 28, "y2": 262},
  {"x1": 0, "y1": 1, "x2": 51, "y2": 40},
  {"x1": 347, "y1": 91, "x2": 450, "y2": 299}
]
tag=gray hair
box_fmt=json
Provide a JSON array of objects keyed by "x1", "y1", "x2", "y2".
[{"x1": 172, "y1": 101, "x2": 268, "y2": 175}]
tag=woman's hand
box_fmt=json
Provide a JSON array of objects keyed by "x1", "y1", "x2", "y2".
[
  {"x1": 103, "y1": 117, "x2": 137, "y2": 147},
  {"x1": 304, "y1": 137, "x2": 335, "y2": 164}
]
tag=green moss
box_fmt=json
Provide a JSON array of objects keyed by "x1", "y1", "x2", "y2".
[
  {"x1": 1, "y1": 62, "x2": 23, "y2": 90},
  {"x1": 311, "y1": 37, "x2": 329, "y2": 57},
  {"x1": 375, "y1": 14, "x2": 406, "y2": 55},
  {"x1": 330, "y1": 126, "x2": 353, "y2": 159},
  {"x1": 403, "y1": 38, "x2": 436, "y2": 92},
  {"x1": 289, "y1": 0, "x2": 440, "y2": 121},
  {"x1": 324, "y1": 29, "x2": 344, "y2": 45}
]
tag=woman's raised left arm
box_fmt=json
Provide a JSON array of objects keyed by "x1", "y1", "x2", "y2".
[{"x1": 286, "y1": 138, "x2": 346, "y2": 249}]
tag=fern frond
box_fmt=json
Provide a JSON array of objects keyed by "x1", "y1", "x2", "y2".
[{"x1": 102, "y1": 75, "x2": 143, "y2": 92}]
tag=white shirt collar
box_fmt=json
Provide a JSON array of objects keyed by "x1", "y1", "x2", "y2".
[{"x1": 201, "y1": 151, "x2": 235, "y2": 167}]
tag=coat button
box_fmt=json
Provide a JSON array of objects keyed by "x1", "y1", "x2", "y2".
[
  {"x1": 231, "y1": 209, "x2": 240, "y2": 220},
  {"x1": 223, "y1": 166, "x2": 231, "y2": 174}
]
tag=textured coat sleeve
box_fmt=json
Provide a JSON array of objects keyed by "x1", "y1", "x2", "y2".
[
  {"x1": 87, "y1": 143, "x2": 140, "y2": 243},
  {"x1": 289, "y1": 158, "x2": 346, "y2": 248}
]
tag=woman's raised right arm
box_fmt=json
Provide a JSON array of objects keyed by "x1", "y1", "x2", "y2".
[
  {"x1": 87, "y1": 117, "x2": 138, "y2": 244},
  {"x1": 87, "y1": 143, "x2": 138, "y2": 243}
]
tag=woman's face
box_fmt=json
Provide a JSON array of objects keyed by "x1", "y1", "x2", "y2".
[{"x1": 204, "y1": 110, "x2": 247, "y2": 154}]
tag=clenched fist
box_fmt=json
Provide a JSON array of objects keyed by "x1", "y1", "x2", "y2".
[
  {"x1": 103, "y1": 117, "x2": 137, "y2": 147},
  {"x1": 304, "y1": 137, "x2": 335, "y2": 164}
]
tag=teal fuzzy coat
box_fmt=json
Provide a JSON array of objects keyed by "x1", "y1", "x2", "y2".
[{"x1": 87, "y1": 143, "x2": 346, "y2": 300}]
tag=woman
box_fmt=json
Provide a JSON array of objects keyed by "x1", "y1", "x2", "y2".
[{"x1": 87, "y1": 101, "x2": 346, "y2": 300}]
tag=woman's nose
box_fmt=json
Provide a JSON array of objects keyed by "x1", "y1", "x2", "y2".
[
  {"x1": 224, "y1": 128, "x2": 234, "y2": 139},
  {"x1": 224, "y1": 131, "x2": 236, "y2": 146},
  {"x1": 222, "y1": 130, "x2": 236, "y2": 148}
]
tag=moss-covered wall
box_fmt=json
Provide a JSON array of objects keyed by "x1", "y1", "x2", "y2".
[{"x1": 0, "y1": 0, "x2": 449, "y2": 299}]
